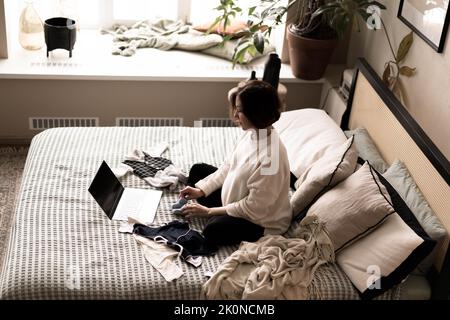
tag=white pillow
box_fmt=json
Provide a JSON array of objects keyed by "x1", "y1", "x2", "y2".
[
  {"x1": 336, "y1": 168, "x2": 436, "y2": 300},
  {"x1": 273, "y1": 109, "x2": 347, "y2": 178},
  {"x1": 290, "y1": 136, "x2": 358, "y2": 218},
  {"x1": 337, "y1": 213, "x2": 424, "y2": 295},
  {"x1": 305, "y1": 162, "x2": 394, "y2": 252}
]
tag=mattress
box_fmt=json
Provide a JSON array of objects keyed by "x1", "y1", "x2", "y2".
[{"x1": 0, "y1": 127, "x2": 402, "y2": 299}]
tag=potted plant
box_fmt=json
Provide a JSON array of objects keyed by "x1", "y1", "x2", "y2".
[{"x1": 211, "y1": 0, "x2": 386, "y2": 80}]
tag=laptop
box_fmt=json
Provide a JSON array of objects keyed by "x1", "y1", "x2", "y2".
[{"x1": 88, "y1": 161, "x2": 162, "y2": 224}]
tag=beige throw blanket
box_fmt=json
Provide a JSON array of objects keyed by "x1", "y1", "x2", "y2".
[
  {"x1": 102, "y1": 19, "x2": 223, "y2": 56},
  {"x1": 201, "y1": 215, "x2": 335, "y2": 300}
]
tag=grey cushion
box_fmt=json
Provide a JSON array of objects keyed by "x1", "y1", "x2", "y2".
[
  {"x1": 382, "y1": 159, "x2": 447, "y2": 275},
  {"x1": 344, "y1": 128, "x2": 388, "y2": 173}
]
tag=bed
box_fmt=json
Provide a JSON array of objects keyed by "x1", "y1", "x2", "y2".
[{"x1": 0, "y1": 58, "x2": 448, "y2": 300}]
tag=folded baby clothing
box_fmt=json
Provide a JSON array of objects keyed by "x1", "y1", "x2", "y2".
[{"x1": 111, "y1": 143, "x2": 187, "y2": 190}]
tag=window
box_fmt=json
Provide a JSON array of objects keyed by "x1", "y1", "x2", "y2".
[
  {"x1": 4, "y1": 0, "x2": 287, "y2": 60},
  {"x1": 190, "y1": 0, "x2": 230, "y2": 25},
  {"x1": 105, "y1": 0, "x2": 256, "y2": 27},
  {"x1": 10, "y1": 0, "x2": 258, "y2": 30},
  {"x1": 111, "y1": 0, "x2": 178, "y2": 24}
]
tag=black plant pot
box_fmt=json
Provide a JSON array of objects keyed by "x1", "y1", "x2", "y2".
[{"x1": 44, "y1": 17, "x2": 77, "y2": 58}]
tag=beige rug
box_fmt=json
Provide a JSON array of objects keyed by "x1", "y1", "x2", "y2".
[{"x1": 0, "y1": 147, "x2": 28, "y2": 273}]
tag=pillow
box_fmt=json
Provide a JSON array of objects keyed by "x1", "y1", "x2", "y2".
[
  {"x1": 337, "y1": 169, "x2": 436, "y2": 300},
  {"x1": 273, "y1": 109, "x2": 347, "y2": 178},
  {"x1": 193, "y1": 20, "x2": 248, "y2": 37},
  {"x1": 290, "y1": 136, "x2": 358, "y2": 219},
  {"x1": 201, "y1": 38, "x2": 275, "y2": 64},
  {"x1": 383, "y1": 159, "x2": 447, "y2": 275},
  {"x1": 305, "y1": 162, "x2": 394, "y2": 252},
  {"x1": 344, "y1": 128, "x2": 388, "y2": 173}
]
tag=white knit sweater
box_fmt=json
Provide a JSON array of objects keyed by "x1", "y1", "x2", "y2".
[{"x1": 195, "y1": 128, "x2": 292, "y2": 235}]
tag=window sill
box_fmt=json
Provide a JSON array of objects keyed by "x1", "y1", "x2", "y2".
[{"x1": 0, "y1": 30, "x2": 340, "y2": 83}]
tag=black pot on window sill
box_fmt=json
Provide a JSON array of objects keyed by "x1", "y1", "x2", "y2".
[{"x1": 44, "y1": 17, "x2": 77, "y2": 58}]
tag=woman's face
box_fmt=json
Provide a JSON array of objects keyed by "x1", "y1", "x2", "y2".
[{"x1": 233, "y1": 96, "x2": 254, "y2": 131}]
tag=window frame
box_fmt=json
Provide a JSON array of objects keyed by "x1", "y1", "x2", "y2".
[
  {"x1": 0, "y1": 0, "x2": 7, "y2": 58},
  {"x1": 101, "y1": 0, "x2": 193, "y2": 29}
]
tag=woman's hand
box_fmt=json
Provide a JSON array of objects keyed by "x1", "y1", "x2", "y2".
[
  {"x1": 181, "y1": 203, "x2": 210, "y2": 219},
  {"x1": 179, "y1": 186, "x2": 205, "y2": 200}
]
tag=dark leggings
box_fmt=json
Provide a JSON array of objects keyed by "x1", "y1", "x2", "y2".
[{"x1": 187, "y1": 163, "x2": 264, "y2": 247}]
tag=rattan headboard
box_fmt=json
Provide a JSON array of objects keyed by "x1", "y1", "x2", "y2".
[{"x1": 341, "y1": 58, "x2": 450, "y2": 299}]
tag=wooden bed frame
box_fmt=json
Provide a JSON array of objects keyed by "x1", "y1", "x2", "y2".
[{"x1": 341, "y1": 58, "x2": 450, "y2": 299}]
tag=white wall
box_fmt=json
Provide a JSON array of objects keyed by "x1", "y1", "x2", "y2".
[
  {"x1": 0, "y1": 79, "x2": 323, "y2": 144},
  {"x1": 347, "y1": 0, "x2": 450, "y2": 160}
]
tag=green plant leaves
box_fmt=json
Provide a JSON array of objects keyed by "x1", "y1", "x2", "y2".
[
  {"x1": 383, "y1": 63, "x2": 392, "y2": 86},
  {"x1": 211, "y1": 0, "x2": 388, "y2": 67},
  {"x1": 382, "y1": 30, "x2": 416, "y2": 102},
  {"x1": 232, "y1": 42, "x2": 253, "y2": 67},
  {"x1": 399, "y1": 66, "x2": 416, "y2": 77},
  {"x1": 396, "y1": 31, "x2": 413, "y2": 63},
  {"x1": 253, "y1": 32, "x2": 265, "y2": 53}
]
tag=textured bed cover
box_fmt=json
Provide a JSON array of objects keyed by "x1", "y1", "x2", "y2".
[{"x1": 0, "y1": 127, "x2": 402, "y2": 299}]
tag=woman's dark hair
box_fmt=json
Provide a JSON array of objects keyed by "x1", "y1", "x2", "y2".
[{"x1": 229, "y1": 80, "x2": 281, "y2": 129}]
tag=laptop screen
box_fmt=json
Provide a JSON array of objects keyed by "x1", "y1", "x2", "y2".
[{"x1": 88, "y1": 161, "x2": 124, "y2": 219}]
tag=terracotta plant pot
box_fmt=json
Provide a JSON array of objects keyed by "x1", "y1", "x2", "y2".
[{"x1": 286, "y1": 25, "x2": 338, "y2": 80}]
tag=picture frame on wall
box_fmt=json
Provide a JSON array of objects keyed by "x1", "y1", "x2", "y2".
[{"x1": 398, "y1": 0, "x2": 450, "y2": 53}]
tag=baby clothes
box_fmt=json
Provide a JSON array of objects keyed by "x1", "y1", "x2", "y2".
[
  {"x1": 126, "y1": 143, "x2": 169, "y2": 159},
  {"x1": 171, "y1": 197, "x2": 188, "y2": 215},
  {"x1": 112, "y1": 144, "x2": 187, "y2": 190},
  {"x1": 133, "y1": 221, "x2": 217, "y2": 261},
  {"x1": 124, "y1": 155, "x2": 173, "y2": 179},
  {"x1": 133, "y1": 234, "x2": 184, "y2": 282},
  {"x1": 111, "y1": 144, "x2": 168, "y2": 178},
  {"x1": 145, "y1": 165, "x2": 187, "y2": 190}
]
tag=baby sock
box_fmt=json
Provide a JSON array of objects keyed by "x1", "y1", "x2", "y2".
[{"x1": 172, "y1": 197, "x2": 188, "y2": 215}]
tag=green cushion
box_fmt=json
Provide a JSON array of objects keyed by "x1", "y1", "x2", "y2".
[
  {"x1": 383, "y1": 159, "x2": 447, "y2": 275},
  {"x1": 344, "y1": 127, "x2": 388, "y2": 173}
]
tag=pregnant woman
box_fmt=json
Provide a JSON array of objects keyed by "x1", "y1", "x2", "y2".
[{"x1": 178, "y1": 80, "x2": 292, "y2": 248}]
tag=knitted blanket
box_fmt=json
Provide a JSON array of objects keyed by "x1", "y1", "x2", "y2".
[
  {"x1": 102, "y1": 19, "x2": 223, "y2": 56},
  {"x1": 201, "y1": 215, "x2": 335, "y2": 300}
]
